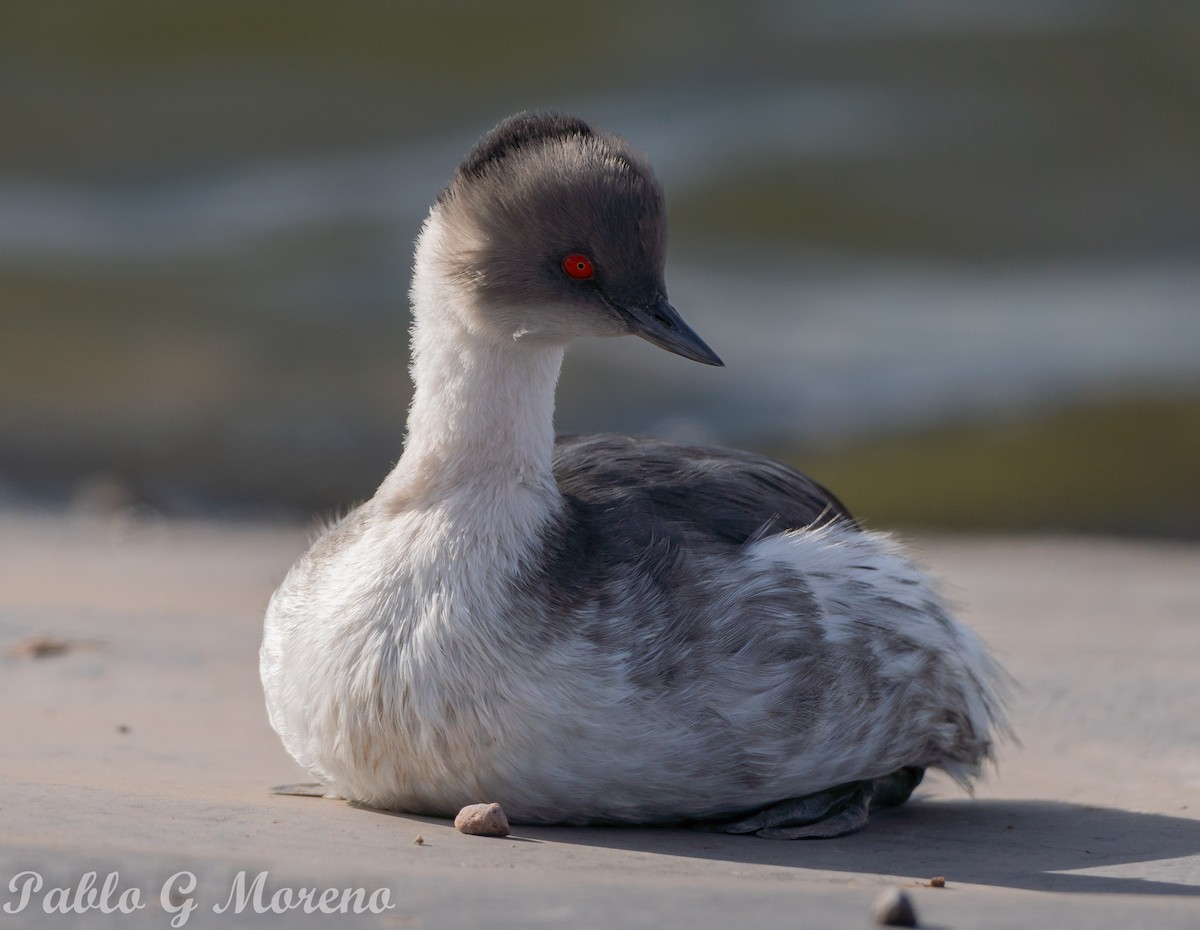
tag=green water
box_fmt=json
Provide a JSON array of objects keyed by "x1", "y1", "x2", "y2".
[{"x1": 2, "y1": 2, "x2": 1198, "y2": 532}]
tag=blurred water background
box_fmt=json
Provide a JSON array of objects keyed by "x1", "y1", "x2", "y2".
[{"x1": 2, "y1": 0, "x2": 1197, "y2": 534}]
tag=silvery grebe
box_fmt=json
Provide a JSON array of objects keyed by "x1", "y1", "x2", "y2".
[{"x1": 261, "y1": 112, "x2": 1008, "y2": 838}]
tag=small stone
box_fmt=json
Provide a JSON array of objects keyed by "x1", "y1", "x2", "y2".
[
  {"x1": 454, "y1": 802, "x2": 510, "y2": 837},
  {"x1": 872, "y1": 888, "x2": 918, "y2": 927},
  {"x1": 412, "y1": 834, "x2": 424, "y2": 845},
  {"x1": 928, "y1": 876, "x2": 945, "y2": 888}
]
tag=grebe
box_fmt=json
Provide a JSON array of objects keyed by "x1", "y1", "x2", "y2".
[{"x1": 261, "y1": 112, "x2": 1008, "y2": 838}]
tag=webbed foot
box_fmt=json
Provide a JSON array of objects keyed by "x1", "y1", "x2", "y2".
[
  {"x1": 696, "y1": 782, "x2": 870, "y2": 838},
  {"x1": 270, "y1": 783, "x2": 338, "y2": 798},
  {"x1": 691, "y1": 766, "x2": 925, "y2": 839}
]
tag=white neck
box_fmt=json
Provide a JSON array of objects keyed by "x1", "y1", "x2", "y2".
[{"x1": 378, "y1": 211, "x2": 564, "y2": 512}]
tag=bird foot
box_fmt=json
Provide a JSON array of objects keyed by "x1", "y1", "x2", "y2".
[
  {"x1": 269, "y1": 782, "x2": 339, "y2": 798},
  {"x1": 691, "y1": 766, "x2": 924, "y2": 839}
]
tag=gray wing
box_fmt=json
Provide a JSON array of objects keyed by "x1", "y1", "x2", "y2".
[
  {"x1": 552, "y1": 434, "x2": 855, "y2": 546},
  {"x1": 523, "y1": 433, "x2": 854, "y2": 630}
]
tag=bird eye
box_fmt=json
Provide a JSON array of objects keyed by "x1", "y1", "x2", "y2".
[{"x1": 562, "y1": 254, "x2": 594, "y2": 280}]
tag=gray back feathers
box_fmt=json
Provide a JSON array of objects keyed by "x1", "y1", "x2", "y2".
[
  {"x1": 553, "y1": 434, "x2": 854, "y2": 545},
  {"x1": 528, "y1": 434, "x2": 855, "y2": 624}
]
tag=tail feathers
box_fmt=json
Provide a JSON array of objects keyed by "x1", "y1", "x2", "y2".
[{"x1": 931, "y1": 618, "x2": 1016, "y2": 791}]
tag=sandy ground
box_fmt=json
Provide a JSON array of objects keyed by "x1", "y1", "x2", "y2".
[{"x1": 1, "y1": 510, "x2": 1198, "y2": 928}]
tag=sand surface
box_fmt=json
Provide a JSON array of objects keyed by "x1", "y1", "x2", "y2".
[{"x1": 2, "y1": 511, "x2": 1198, "y2": 928}]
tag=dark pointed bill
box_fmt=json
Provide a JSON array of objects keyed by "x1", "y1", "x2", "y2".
[{"x1": 614, "y1": 295, "x2": 724, "y2": 367}]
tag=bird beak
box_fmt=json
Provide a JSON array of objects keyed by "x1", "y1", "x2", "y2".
[{"x1": 616, "y1": 295, "x2": 724, "y2": 367}]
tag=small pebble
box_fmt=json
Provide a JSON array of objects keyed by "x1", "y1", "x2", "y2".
[
  {"x1": 412, "y1": 834, "x2": 424, "y2": 845},
  {"x1": 928, "y1": 876, "x2": 945, "y2": 888},
  {"x1": 872, "y1": 888, "x2": 918, "y2": 927},
  {"x1": 454, "y1": 802, "x2": 510, "y2": 837}
]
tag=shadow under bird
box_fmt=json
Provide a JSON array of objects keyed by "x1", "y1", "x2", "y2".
[{"x1": 261, "y1": 112, "x2": 1009, "y2": 838}]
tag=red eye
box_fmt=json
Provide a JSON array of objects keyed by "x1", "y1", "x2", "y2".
[{"x1": 562, "y1": 254, "x2": 594, "y2": 280}]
